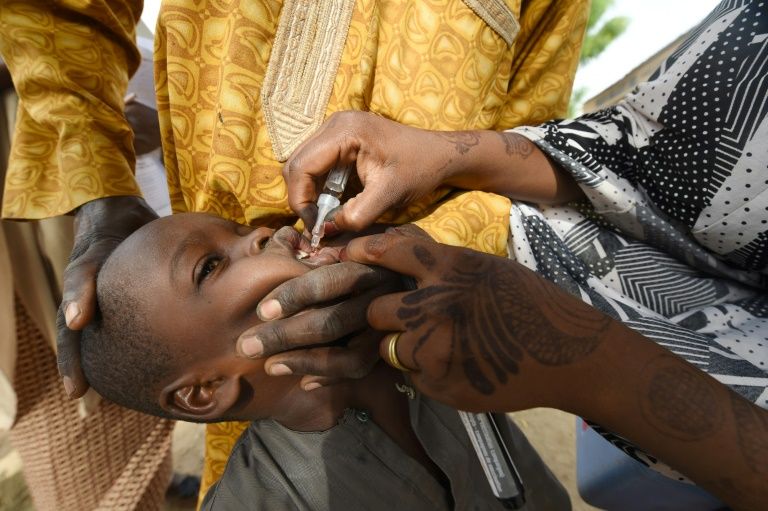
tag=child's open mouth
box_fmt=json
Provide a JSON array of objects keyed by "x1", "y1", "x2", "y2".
[{"x1": 296, "y1": 245, "x2": 342, "y2": 267}]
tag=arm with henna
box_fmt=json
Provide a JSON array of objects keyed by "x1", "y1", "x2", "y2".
[
  {"x1": 342, "y1": 232, "x2": 767, "y2": 511},
  {"x1": 431, "y1": 129, "x2": 584, "y2": 205},
  {"x1": 283, "y1": 112, "x2": 583, "y2": 232}
]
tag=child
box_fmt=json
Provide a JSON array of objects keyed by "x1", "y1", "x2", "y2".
[{"x1": 80, "y1": 212, "x2": 569, "y2": 510}]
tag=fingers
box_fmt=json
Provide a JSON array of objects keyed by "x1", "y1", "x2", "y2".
[
  {"x1": 239, "y1": 290, "x2": 376, "y2": 358},
  {"x1": 61, "y1": 255, "x2": 100, "y2": 329},
  {"x1": 55, "y1": 306, "x2": 88, "y2": 398},
  {"x1": 284, "y1": 125, "x2": 355, "y2": 229},
  {"x1": 332, "y1": 186, "x2": 394, "y2": 232},
  {"x1": 384, "y1": 224, "x2": 433, "y2": 241},
  {"x1": 256, "y1": 262, "x2": 391, "y2": 321},
  {"x1": 56, "y1": 196, "x2": 157, "y2": 398},
  {"x1": 364, "y1": 292, "x2": 411, "y2": 332},
  {"x1": 264, "y1": 329, "x2": 382, "y2": 387},
  {"x1": 343, "y1": 232, "x2": 442, "y2": 280},
  {"x1": 57, "y1": 241, "x2": 109, "y2": 398},
  {"x1": 284, "y1": 111, "x2": 398, "y2": 232},
  {"x1": 379, "y1": 331, "x2": 419, "y2": 373}
]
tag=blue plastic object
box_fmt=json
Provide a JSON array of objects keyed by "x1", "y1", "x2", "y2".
[{"x1": 575, "y1": 418, "x2": 725, "y2": 511}]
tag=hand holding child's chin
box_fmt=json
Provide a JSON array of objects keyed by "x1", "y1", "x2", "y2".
[{"x1": 235, "y1": 260, "x2": 405, "y2": 389}]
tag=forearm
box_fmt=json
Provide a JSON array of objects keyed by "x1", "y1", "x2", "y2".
[
  {"x1": 483, "y1": 260, "x2": 767, "y2": 509},
  {"x1": 435, "y1": 130, "x2": 584, "y2": 204},
  {"x1": 567, "y1": 322, "x2": 767, "y2": 510}
]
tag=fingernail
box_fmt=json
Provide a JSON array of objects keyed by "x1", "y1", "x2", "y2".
[
  {"x1": 65, "y1": 303, "x2": 81, "y2": 326},
  {"x1": 63, "y1": 376, "x2": 75, "y2": 397},
  {"x1": 240, "y1": 336, "x2": 264, "y2": 357},
  {"x1": 269, "y1": 363, "x2": 292, "y2": 376},
  {"x1": 258, "y1": 300, "x2": 282, "y2": 321},
  {"x1": 303, "y1": 382, "x2": 322, "y2": 391},
  {"x1": 323, "y1": 220, "x2": 340, "y2": 237}
]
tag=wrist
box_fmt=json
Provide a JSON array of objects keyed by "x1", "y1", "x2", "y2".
[{"x1": 432, "y1": 130, "x2": 491, "y2": 189}]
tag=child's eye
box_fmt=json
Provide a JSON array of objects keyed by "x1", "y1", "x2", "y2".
[{"x1": 197, "y1": 256, "x2": 221, "y2": 284}]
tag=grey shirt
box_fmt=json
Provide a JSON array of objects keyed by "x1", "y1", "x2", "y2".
[{"x1": 202, "y1": 390, "x2": 569, "y2": 510}]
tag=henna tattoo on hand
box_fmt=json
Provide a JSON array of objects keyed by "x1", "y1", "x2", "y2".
[
  {"x1": 498, "y1": 132, "x2": 534, "y2": 159},
  {"x1": 398, "y1": 247, "x2": 609, "y2": 394},
  {"x1": 730, "y1": 393, "x2": 768, "y2": 477},
  {"x1": 638, "y1": 354, "x2": 723, "y2": 441},
  {"x1": 434, "y1": 132, "x2": 480, "y2": 155},
  {"x1": 412, "y1": 245, "x2": 436, "y2": 269}
]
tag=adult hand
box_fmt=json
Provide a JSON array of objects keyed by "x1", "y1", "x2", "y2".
[
  {"x1": 343, "y1": 232, "x2": 768, "y2": 511},
  {"x1": 58, "y1": 196, "x2": 157, "y2": 397},
  {"x1": 342, "y1": 231, "x2": 614, "y2": 413},
  {"x1": 283, "y1": 111, "x2": 451, "y2": 232},
  {"x1": 236, "y1": 261, "x2": 405, "y2": 390},
  {"x1": 284, "y1": 111, "x2": 582, "y2": 235}
]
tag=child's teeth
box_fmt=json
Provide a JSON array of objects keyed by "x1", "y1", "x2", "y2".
[{"x1": 296, "y1": 250, "x2": 309, "y2": 260}]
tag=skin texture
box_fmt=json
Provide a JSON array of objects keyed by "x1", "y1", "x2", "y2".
[
  {"x1": 246, "y1": 110, "x2": 768, "y2": 508},
  {"x1": 248, "y1": 229, "x2": 768, "y2": 510},
  {"x1": 58, "y1": 109, "x2": 576, "y2": 397},
  {"x1": 248, "y1": 112, "x2": 587, "y2": 381}
]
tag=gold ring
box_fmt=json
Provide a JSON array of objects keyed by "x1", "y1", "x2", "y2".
[{"x1": 386, "y1": 332, "x2": 411, "y2": 372}]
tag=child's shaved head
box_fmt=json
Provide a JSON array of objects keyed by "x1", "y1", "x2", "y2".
[{"x1": 81, "y1": 244, "x2": 176, "y2": 419}]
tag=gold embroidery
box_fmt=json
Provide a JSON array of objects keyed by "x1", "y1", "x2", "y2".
[
  {"x1": 461, "y1": 0, "x2": 519, "y2": 46},
  {"x1": 262, "y1": 0, "x2": 357, "y2": 162}
]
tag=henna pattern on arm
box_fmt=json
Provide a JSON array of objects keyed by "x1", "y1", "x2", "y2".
[
  {"x1": 638, "y1": 354, "x2": 724, "y2": 441},
  {"x1": 497, "y1": 132, "x2": 534, "y2": 159},
  {"x1": 434, "y1": 132, "x2": 480, "y2": 155},
  {"x1": 398, "y1": 248, "x2": 609, "y2": 394}
]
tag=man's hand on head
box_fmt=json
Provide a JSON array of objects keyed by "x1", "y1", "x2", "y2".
[{"x1": 58, "y1": 195, "x2": 158, "y2": 398}]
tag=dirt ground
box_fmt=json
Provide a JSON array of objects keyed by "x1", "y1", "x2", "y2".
[{"x1": 1, "y1": 409, "x2": 599, "y2": 510}]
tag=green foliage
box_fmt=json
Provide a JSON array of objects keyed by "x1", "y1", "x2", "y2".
[
  {"x1": 580, "y1": 16, "x2": 630, "y2": 65},
  {"x1": 568, "y1": 0, "x2": 630, "y2": 115}
]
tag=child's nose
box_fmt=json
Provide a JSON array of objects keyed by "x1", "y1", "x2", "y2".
[{"x1": 244, "y1": 227, "x2": 274, "y2": 256}]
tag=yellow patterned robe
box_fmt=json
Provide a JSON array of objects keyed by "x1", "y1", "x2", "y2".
[{"x1": 0, "y1": 0, "x2": 588, "y2": 503}]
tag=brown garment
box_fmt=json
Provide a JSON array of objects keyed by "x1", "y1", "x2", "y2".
[{"x1": 10, "y1": 298, "x2": 174, "y2": 510}]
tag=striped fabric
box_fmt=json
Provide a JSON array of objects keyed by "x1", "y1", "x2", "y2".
[{"x1": 510, "y1": 0, "x2": 767, "y2": 480}]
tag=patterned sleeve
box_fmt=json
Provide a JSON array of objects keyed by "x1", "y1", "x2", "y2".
[
  {"x1": 0, "y1": 0, "x2": 143, "y2": 220},
  {"x1": 504, "y1": 0, "x2": 767, "y2": 479},
  {"x1": 497, "y1": 0, "x2": 589, "y2": 127}
]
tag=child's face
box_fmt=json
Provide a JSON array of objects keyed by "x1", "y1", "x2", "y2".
[{"x1": 118, "y1": 213, "x2": 341, "y2": 422}]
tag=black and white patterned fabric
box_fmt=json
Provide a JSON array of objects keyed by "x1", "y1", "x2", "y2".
[{"x1": 510, "y1": 0, "x2": 768, "y2": 480}]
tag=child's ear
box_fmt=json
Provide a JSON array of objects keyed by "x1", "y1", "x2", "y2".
[{"x1": 159, "y1": 376, "x2": 240, "y2": 421}]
